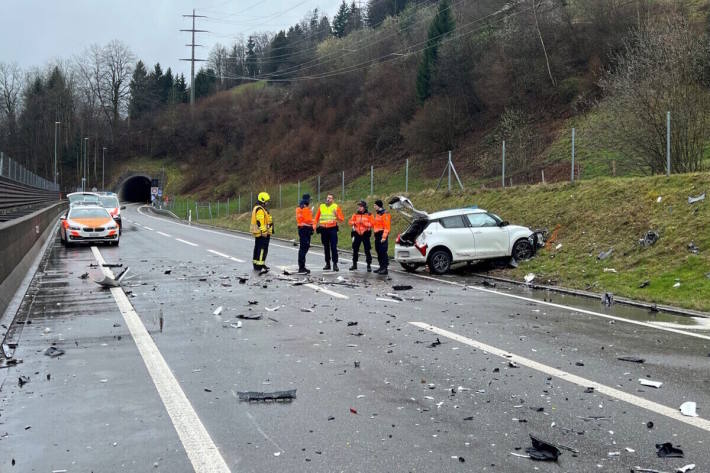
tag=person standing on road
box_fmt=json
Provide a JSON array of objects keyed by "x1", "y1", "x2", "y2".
[
  {"x1": 296, "y1": 193, "x2": 314, "y2": 274},
  {"x1": 313, "y1": 193, "x2": 345, "y2": 271},
  {"x1": 348, "y1": 200, "x2": 373, "y2": 272},
  {"x1": 372, "y1": 199, "x2": 391, "y2": 275},
  {"x1": 251, "y1": 192, "x2": 273, "y2": 274}
]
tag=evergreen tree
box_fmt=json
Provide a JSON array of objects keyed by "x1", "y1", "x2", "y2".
[
  {"x1": 129, "y1": 60, "x2": 151, "y2": 119},
  {"x1": 317, "y1": 15, "x2": 332, "y2": 41},
  {"x1": 269, "y1": 31, "x2": 290, "y2": 74},
  {"x1": 332, "y1": 1, "x2": 350, "y2": 38},
  {"x1": 160, "y1": 67, "x2": 174, "y2": 105},
  {"x1": 415, "y1": 0, "x2": 455, "y2": 102},
  {"x1": 194, "y1": 68, "x2": 217, "y2": 99},
  {"x1": 246, "y1": 37, "x2": 258, "y2": 78},
  {"x1": 174, "y1": 74, "x2": 188, "y2": 103},
  {"x1": 346, "y1": 2, "x2": 364, "y2": 35}
]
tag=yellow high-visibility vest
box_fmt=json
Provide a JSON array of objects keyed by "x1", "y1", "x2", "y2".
[
  {"x1": 318, "y1": 203, "x2": 339, "y2": 225},
  {"x1": 250, "y1": 205, "x2": 273, "y2": 236}
]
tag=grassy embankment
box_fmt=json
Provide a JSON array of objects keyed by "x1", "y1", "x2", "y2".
[{"x1": 113, "y1": 157, "x2": 710, "y2": 312}]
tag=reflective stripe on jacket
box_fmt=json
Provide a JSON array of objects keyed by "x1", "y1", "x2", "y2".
[
  {"x1": 250, "y1": 205, "x2": 273, "y2": 236},
  {"x1": 314, "y1": 203, "x2": 344, "y2": 228},
  {"x1": 372, "y1": 211, "x2": 391, "y2": 238},
  {"x1": 296, "y1": 206, "x2": 314, "y2": 227},
  {"x1": 348, "y1": 212, "x2": 373, "y2": 235}
]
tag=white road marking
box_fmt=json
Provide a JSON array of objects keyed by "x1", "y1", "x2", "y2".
[
  {"x1": 304, "y1": 283, "x2": 349, "y2": 299},
  {"x1": 207, "y1": 249, "x2": 245, "y2": 263},
  {"x1": 143, "y1": 226, "x2": 154, "y2": 231},
  {"x1": 411, "y1": 322, "x2": 710, "y2": 433},
  {"x1": 408, "y1": 272, "x2": 710, "y2": 342},
  {"x1": 134, "y1": 204, "x2": 709, "y2": 341},
  {"x1": 175, "y1": 238, "x2": 198, "y2": 247},
  {"x1": 157, "y1": 231, "x2": 172, "y2": 237},
  {"x1": 91, "y1": 247, "x2": 231, "y2": 472}
]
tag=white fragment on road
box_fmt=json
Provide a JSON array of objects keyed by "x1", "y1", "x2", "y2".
[
  {"x1": 639, "y1": 379, "x2": 663, "y2": 388},
  {"x1": 677, "y1": 464, "x2": 696, "y2": 473},
  {"x1": 510, "y1": 452, "x2": 531, "y2": 459},
  {"x1": 524, "y1": 273, "x2": 535, "y2": 284},
  {"x1": 175, "y1": 238, "x2": 198, "y2": 247},
  {"x1": 411, "y1": 322, "x2": 710, "y2": 433},
  {"x1": 265, "y1": 306, "x2": 282, "y2": 312},
  {"x1": 625, "y1": 447, "x2": 635, "y2": 453},
  {"x1": 376, "y1": 297, "x2": 400, "y2": 303},
  {"x1": 680, "y1": 401, "x2": 698, "y2": 417},
  {"x1": 213, "y1": 306, "x2": 223, "y2": 316},
  {"x1": 304, "y1": 283, "x2": 349, "y2": 300},
  {"x1": 608, "y1": 451, "x2": 620, "y2": 456},
  {"x1": 273, "y1": 452, "x2": 281, "y2": 457}
]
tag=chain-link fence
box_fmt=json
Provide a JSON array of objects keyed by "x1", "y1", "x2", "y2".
[{"x1": 0, "y1": 151, "x2": 60, "y2": 192}]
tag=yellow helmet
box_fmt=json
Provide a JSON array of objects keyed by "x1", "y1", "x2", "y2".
[{"x1": 257, "y1": 192, "x2": 270, "y2": 203}]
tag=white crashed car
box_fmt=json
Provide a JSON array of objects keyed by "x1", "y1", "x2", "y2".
[{"x1": 390, "y1": 196, "x2": 542, "y2": 275}]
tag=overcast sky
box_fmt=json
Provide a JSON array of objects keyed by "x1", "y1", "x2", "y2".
[{"x1": 1, "y1": 0, "x2": 344, "y2": 79}]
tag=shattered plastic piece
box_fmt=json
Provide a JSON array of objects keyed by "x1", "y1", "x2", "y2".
[
  {"x1": 603, "y1": 268, "x2": 617, "y2": 273},
  {"x1": 639, "y1": 280, "x2": 650, "y2": 289},
  {"x1": 687, "y1": 242, "x2": 699, "y2": 254},
  {"x1": 655, "y1": 442, "x2": 684, "y2": 458},
  {"x1": 237, "y1": 389, "x2": 297, "y2": 402},
  {"x1": 376, "y1": 297, "x2": 400, "y2": 303},
  {"x1": 597, "y1": 248, "x2": 613, "y2": 260},
  {"x1": 524, "y1": 273, "x2": 535, "y2": 284},
  {"x1": 602, "y1": 292, "x2": 614, "y2": 306},
  {"x1": 265, "y1": 306, "x2": 281, "y2": 312},
  {"x1": 236, "y1": 314, "x2": 262, "y2": 320},
  {"x1": 555, "y1": 243, "x2": 562, "y2": 250},
  {"x1": 510, "y1": 452, "x2": 531, "y2": 459},
  {"x1": 91, "y1": 267, "x2": 130, "y2": 288},
  {"x1": 18, "y1": 375, "x2": 30, "y2": 387},
  {"x1": 639, "y1": 230, "x2": 660, "y2": 248},
  {"x1": 392, "y1": 285, "x2": 413, "y2": 291},
  {"x1": 213, "y1": 306, "x2": 223, "y2": 316},
  {"x1": 385, "y1": 293, "x2": 405, "y2": 301},
  {"x1": 238, "y1": 277, "x2": 248, "y2": 284},
  {"x1": 248, "y1": 300, "x2": 258, "y2": 305},
  {"x1": 639, "y1": 379, "x2": 663, "y2": 388},
  {"x1": 347, "y1": 321, "x2": 358, "y2": 326},
  {"x1": 617, "y1": 356, "x2": 645, "y2": 363},
  {"x1": 679, "y1": 401, "x2": 698, "y2": 417},
  {"x1": 428, "y1": 338, "x2": 442, "y2": 348},
  {"x1": 656, "y1": 196, "x2": 662, "y2": 203},
  {"x1": 164, "y1": 269, "x2": 172, "y2": 274},
  {"x1": 44, "y1": 347, "x2": 65, "y2": 358},
  {"x1": 688, "y1": 193, "x2": 705, "y2": 204},
  {"x1": 631, "y1": 468, "x2": 665, "y2": 473},
  {"x1": 673, "y1": 282, "x2": 681, "y2": 288},
  {"x1": 79, "y1": 272, "x2": 89, "y2": 279},
  {"x1": 525, "y1": 435, "x2": 561, "y2": 461},
  {"x1": 350, "y1": 408, "x2": 358, "y2": 414},
  {"x1": 676, "y1": 465, "x2": 695, "y2": 473},
  {"x1": 508, "y1": 258, "x2": 519, "y2": 268}
]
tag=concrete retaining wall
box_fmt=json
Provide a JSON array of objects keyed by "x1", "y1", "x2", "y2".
[{"x1": 0, "y1": 202, "x2": 66, "y2": 319}]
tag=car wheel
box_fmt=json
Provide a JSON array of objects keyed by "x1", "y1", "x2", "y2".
[
  {"x1": 114, "y1": 239, "x2": 120, "y2": 247},
  {"x1": 428, "y1": 249, "x2": 452, "y2": 275},
  {"x1": 400, "y1": 262, "x2": 419, "y2": 272},
  {"x1": 512, "y1": 239, "x2": 534, "y2": 261}
]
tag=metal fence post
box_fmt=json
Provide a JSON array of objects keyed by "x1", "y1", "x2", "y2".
[
  {"x1": 448, "y1": 151, "x2": 452, "y2": 191},
  {"x1": 666, "y1": 111, "x2": 671, "y2": 176},
  {"x1": 317, "y1": 176, "x2": 321, "y2": 203},
  {"x1": 342, "y1": 171, "x2": 345, "y2": 201},
  {"x1": 297, "y1": 180, "x2": 301, "y2": 204},
  {"x1": 195, "y1": 202, "x2": 199, "y2": 221},
  {"x1": 227, "y1": 198, "x2": 230, "y2": 217},
  {"x1": 208, "y1": 202, "x2": 212, "y2": 222},
  {"x1": 370, "y1": 165, "x2": 373, "y2": 196},
  {"x1": 502, "y1": 141, "x2": 506, "y2": 188},
  {"x1": 217, "y1": 200, "x2": 220, "y2": 217},
  {"x1": 541, "y1": 169, "x2": 545, "y2": 184},
  {"x1": 279, "y1": 184, "x2": 282, "y2": 208},
  {"x1": 571, "y1": 127, "x2": 576, "y2": 183},
  {"x1": 405, "y1": 159, "x2": 409, "y2": 193},
  {"x1": 250, "y1": 191, "x2": 253, "y2": 209}
]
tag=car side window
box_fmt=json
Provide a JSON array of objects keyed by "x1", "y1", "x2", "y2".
[
  {"x1": 439, "y1": 216, "x2": 467, "y2": 229},
  {"x1": 466, "y1": 213, "x2": 498, "y2": 228}
]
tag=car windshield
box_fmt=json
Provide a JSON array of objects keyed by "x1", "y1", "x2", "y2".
[
  {"x1": 70, "y1": 208, "x2": 110, "y2": 219},
  {"x1": 100, "y1": 196, "x2": 119, "y2": 208},
  {"x1": 69, "y1": 194, "x2": 100, "y2": 204}
]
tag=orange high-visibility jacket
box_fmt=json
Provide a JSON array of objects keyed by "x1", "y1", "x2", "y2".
[
  {"x1": 372, "y1": 211, "x2": 391, "y2": 239},
  {"x1": 348, "y1": 212, "x2": 373, "y2": 235},
  {"x1": 314, "y1": 203, "x2": 344, "y2": 228},
  {"x1": 296, "y1": 206, "x2": 314, "y2": 227}
]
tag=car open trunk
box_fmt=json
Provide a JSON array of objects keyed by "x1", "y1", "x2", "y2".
[{"x1": 388, "y1": 196, "x2": 429, "y2": 246}]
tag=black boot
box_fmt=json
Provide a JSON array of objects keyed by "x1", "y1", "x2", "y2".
[
  {"x1": 297, "y1": 267, "x2": 311, "y2": 274},
  {"x1": 349, "y1": 263, "x2": 357, "y2": 271},
  {"x1": 333, "y1": 263, "x2": 339, "y2": 272},
  {"x1": 366, "y1": 264, "x2": 372, "y2": 273},
  {"x1": 323, "y1": 263, "x2": 331, "y2": 271}
]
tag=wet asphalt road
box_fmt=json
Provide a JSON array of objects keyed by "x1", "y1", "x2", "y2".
[{"x1": 1, "y1": 203, "x2": 709, "y2": 473}]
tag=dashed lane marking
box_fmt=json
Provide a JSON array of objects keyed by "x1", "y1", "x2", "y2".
[
  {"x1": 175, "y1": 238, "x2": 198, "y2": 247},
  {"x1": 207, "y1": 249, "x2": 245, "y2": 263},
  {"x1": 156, "y1": 231, "x2": 172, "y2": 237},
  {"x1": 411, "y1": 322, "x2": 710, "y2": 433},
  {"x1": 304, "y1": 283, "x2": 349, "y2": 300},
  {"x1": 91, "y1": 246, "x2": 231, "y2": 473},
  {"x1": 143, "y1": 226, "x2": 154, "y2": 231}
]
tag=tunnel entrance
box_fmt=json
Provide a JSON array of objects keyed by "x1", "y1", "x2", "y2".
[{"x1": 119, "y1": 175, "x2": 152, "y2": 202}]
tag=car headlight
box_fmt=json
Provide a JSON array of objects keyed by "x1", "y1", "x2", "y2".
[
  {"x1": 107, "y1": 223, "x2": 117, "y2": 229},
  {"x1": 69, "y1": 225, "x2": 81, "y2": 230}
]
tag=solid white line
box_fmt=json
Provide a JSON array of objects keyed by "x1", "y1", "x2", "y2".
[
  {"x1": 304, "y1": 283, "x2": 349, "y2": 300},
  {"x1": 157, "y1": 231, "x2": 172, "y2": 237},
  {"x1": 176, "y1": 238, "x2": 198, "y2": 247},
  {"x1": 208, "y1": 249, "x2": 245, "y2": 263},
  {"x1": 91, "y1": 247, "x2": 231, "y2": 472},
  {"x1": 143, "y1": 226, "x2": 154, "y2": 231},
  {"x1": 411, "y1": 322, "x2": 710, "y2": 433},
  {"x1": 135, "y1": 204, "x2": 710, "y2": 341},
  {"x1": 407, "y1": 272, "x2": 710, "y2": 342}
]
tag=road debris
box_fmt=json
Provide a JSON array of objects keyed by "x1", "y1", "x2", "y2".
[
  {"x1": 602, "y1": 292, "x2": 614, "y2": 306},
  {"x1": 597, "y1": 248, "x2": 613, "y2": 260},
  {"x1": 376, "y1": 297, "x2": 400, "y2": 303},
  {"x1": 676, "y1": 464, "x2": 695, "y2": 473},
  {"x1": 79, "y1": 272, "x2": 89, "y2": 279},
  {"x1": 164, "y1": 269, "x2": 171, "y2": 274},
  {"x1": 237, "y1": 389, "x2": 297, "y2": 402},
  {"x1": 524, "y1": 273, "x2": 535, "y2": 284},
  {"x1": 617, "y1": 356, "x2": 645, "y2": 363},
  {"x1": 392, "y1": 285, "x2": 413, "y2": 291},
  {"x1": 687, "y1": 242, "x2": 699, "y2": 254},
  {"x1": 603, "y1": 268, "x2": 617, "y2": 273},
  {"x1": 639, "y1": 280, "x2": 650, "y2": 288},
  {"x1": 238, "y1": 277, "x2": 248, "y2": 284},
  {"x1": 91, "y1": 267, "x2": 130, "y2": 288},
  {"x1": 655, "y1": 442, "x2": 683, "y2": 458},
  {"x1": 265, "y1": 305, "x2": 282, "y2": 312},
  {"x1": 688, "y1": 193, "x2": 705, "y2": 204},
  {"x1": 510, "y1": 452, "x2": 531, "y2": 459},
  {"x1": 350, "y1": 408, "x2": 358, "y2": 414},
  {"x1": 236, "y1": 314, "x2": 262, "y2": 320},
  {"x1": 428, "y1": 338, "x2": 442, "y2": 348},
  {"x1": 639, "y1": 379, "x2": 663, "y2": 388},
  {"x1": 213, "y1": 306, "x2": 223, "y2": 316},
  {"x1": 525, "y1": 435, "x2": 561, "y2": 461},
  {"x1": 639, "y1": 230, "x2": 660, "y2": 247},
  {"x1": 679, "y1": 401, "x2": 698, "y2": 417},
  {"x1": 248, "y1": 300, "x2": 258, "y2": 305},
  {"x1": 300, "y1": 308, "x2": 313, "y2": 312},
  {"x1": 44, "y1": 347, "x2": 65, "y2": 357}
]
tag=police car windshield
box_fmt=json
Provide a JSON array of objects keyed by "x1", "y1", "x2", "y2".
[
  {"x1": 70, "y1": 208, "x2": 110, "y2": 219},
  {"x1": 69, "y1": 194, "x2": 99, "y2": 204},
  {"x1": 100, "y1": 196, "x2": 119, "y2": 208}
]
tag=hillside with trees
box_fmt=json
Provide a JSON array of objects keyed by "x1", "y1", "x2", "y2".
[{"x1": 1, "y1": 0, "x2": 710, "y2": 195}]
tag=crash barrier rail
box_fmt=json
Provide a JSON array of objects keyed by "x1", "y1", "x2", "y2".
[
  {"x1": 0, "y1": 201, "x2": 67, "y2": 321},
  {"x1": 0, "y1": 175, "x2": 61, "y2": 220},
  {"x1": 0, "y1": 151, "x2": 59, "y2": 192}
]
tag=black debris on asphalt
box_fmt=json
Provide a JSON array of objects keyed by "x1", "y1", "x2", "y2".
[
  {"x1": 525, "y1": 435, "x2": 561, "y2": 461},
  {"x1": 237, "y1": 389, "x2": 297, "y2": 402},
  {"x1": 618, "y1": 356, "x2": 645, "y2": 363},
  {"x1": 656, "y1": 442, "x2": 684, "y2": 458},
  {"x1": 18, "y1": 375, "x2": 29, "y2": 387},
  {"x1": 44, "y1": 347, "x2": 65, "y2": 358},
  {"x1": 392, "y1": 285, "x2": 413, "y2": 291}
]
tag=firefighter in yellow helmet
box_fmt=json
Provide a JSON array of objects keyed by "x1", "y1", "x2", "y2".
[{"x1": 251, "y1": 192, "x2": 274, "y2": 273}]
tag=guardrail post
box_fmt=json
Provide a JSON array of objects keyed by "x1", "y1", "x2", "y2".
[
  {"x1": 0, "y1": 152, "x2": 4, "y2": 176},
  {"x1": 405, "y1": 159, "x2": 409, "y2": 193},
  {"x1": 227, "y1": 198, "x2": 230, "y2": 218}
]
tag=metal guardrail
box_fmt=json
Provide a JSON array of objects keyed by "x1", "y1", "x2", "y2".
[
  {"x1": 0, "y1": 176, "x2": 60, "y2": 222},
  {"x1": 0, "y1": 151, "x2": 59, "y2": 192}
]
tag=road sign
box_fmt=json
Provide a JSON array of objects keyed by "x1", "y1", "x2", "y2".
[{"x1": 151, "y1": 187, "x2": 159, "y2": 195}]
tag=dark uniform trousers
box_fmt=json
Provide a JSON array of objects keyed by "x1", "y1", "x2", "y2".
[
  {"x1": 298, "y1": 226, "x2": 313, "y2": 269},
  {"x1": 374, "y1": 231, "x2": 388, "y2": 269},
  {"x1": 321, "y1": 227, "x2": 339, "y2": 264},
  {"x1": 253, "y1": 236, "x2": 270, "y2": 269},
  {"x1": 351, "y1": 230, "x2": 372, "y2": 265}
]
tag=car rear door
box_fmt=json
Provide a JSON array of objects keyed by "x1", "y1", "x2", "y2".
[
  {"x1": 437, "y1": 215, "x2": 476, "y2": 259},
  {"x1": 465, "y1": 213, "x2": 508, "y2": 258}
]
